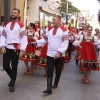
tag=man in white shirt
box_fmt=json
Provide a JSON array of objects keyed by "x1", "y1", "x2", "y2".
[
  {"x1": 0, "y1": 8, "x2": 27, "y2": 92},
  {"x1": 32, "y1": 15, "x2": 69, "y2": 94}
]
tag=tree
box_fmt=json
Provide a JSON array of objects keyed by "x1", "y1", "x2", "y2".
[{"x1": 60, "y1": 0, "x2": 80, "y2": 14}]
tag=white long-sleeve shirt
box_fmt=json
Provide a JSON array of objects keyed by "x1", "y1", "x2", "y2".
[
  {"x1": 72, "y1": 35, "x2": 80, "y2": 46},
  {"x1": 93, "y1": 36, "x2": 100, "y2": 47},
  {"x1": 27, "y1": 31, "x2": 39, "y2": 40},
  {"x1": 73, "y1": 33, "x2": 96, "y2": 47},
  {"x1": 36, "y1": 26, "x2": 69, "y2": 57},
  {"x1": 0, "y1": 21, "x2": 27, "y2": 51}
]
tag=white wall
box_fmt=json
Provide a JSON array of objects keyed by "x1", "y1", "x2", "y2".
[
  {"x1": 27, "y1": 0, "x2": 39, "y2": 25},
  {"x1": 27, "y1": 0, "x2": 60, "y2": 26}
]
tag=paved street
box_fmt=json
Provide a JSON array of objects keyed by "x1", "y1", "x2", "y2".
[
  {"x1": 0, "y1": 21, "x2": 100, "y2": 100},
  {"x1": 0, "y1": 51, "x2": 100, "y2": 100}
]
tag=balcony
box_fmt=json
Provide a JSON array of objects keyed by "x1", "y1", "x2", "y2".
[{"x1": 47, "y1": 0, "x2": 60, "y2": 8}]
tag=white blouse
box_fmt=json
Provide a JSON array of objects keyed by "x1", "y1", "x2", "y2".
[
  {"x1": 27, "y1": 31, "x2": 39, "y2": 41},
  {"x1": 73, "y1": 33, "x2": 94, "y2": 47}
]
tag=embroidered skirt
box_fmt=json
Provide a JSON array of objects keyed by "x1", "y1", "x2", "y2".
[
  {"x1": 79, "y1": 41, "x2": 100, "y2": 70},
  {"x1": 36, "y1": 43, "x2": 48, "y2": 67}
]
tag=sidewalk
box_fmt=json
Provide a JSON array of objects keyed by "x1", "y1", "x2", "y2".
[{"x1": 0, "y1": 52, "x2": 100, "y2": 100}]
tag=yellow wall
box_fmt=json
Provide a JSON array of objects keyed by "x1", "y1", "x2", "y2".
[
  {"x1": 0, "y1": 0, "x2": 24, "y2": 22},
  {"x1": 10, "y1": 0, "x2": 16, "y2": 14},
  {"x1": 1, "y1": 0, "x2": 4, "y2": 16},
  {"x1": 15, "y1": 0, "x2": 24, "y2": 22}
]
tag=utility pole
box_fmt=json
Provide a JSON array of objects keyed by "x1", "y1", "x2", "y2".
[
  {"x1": 66, "y1": 2, "x2": 68, "y2": 25},
  {"x1": 4, "y1": 0, "x2": 10, "y2": 24}
]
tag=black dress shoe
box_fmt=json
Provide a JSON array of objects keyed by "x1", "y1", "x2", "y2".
[
  {"x1": 8, "y1": 81, "x2": 11, "y2": 87},
  {"x1": 43, "y1": 88, "x2": 52, "y2": 94},
  {"x1": 10, "y1": 86, "x2": 15, "y2": 93},
  {"x1": 52, "y1": 84, "x2": 58, "y2": 89}
]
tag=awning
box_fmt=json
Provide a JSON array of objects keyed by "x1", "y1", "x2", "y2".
[{"x1": 40, "y1": 6, "x2": 60, "y2": 15}]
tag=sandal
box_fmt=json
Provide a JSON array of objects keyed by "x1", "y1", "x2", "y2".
[
  {"x1": 82, "y1": 76, "x2": 86, "y2": 82},
  {"x1": 24, "y1": 70, "x2": 29, "y2": 75},
  {"x1": 29, "y1": 71, "x2": 34, "y2": 75},
  {"x1": 85, "y1": 79, "x2": 89, "y2": 84}
]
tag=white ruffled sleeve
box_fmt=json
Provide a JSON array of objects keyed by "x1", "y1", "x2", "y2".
[
  {"x1": 0, "y1": 27, "x2": 6, "y2": 48},
  {"x1": 57, "y1": 30, "x2": 69, "y2": 53},
  {"x1": 72, "y1": 34, "x2": 83, "y2": 47}
]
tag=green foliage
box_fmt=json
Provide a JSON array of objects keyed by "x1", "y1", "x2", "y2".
[{"x1": 60, "y1": 0, "x2": 80, "y2": 14}]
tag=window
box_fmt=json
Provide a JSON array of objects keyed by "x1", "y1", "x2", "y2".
[{"x1": 40, "y1": 12, "x2": 43, "y2": 27}]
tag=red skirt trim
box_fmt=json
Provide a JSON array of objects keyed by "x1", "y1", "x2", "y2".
[
  {"x1": 36, "y1": 63, "x2": 47, "y2": 67},
  {"x1": 20, "y1": 58, "x2": 36, "y2": 62},
  {"x1": 64, "y1": 56, "x2": 71, "y2": 62},
  {"x1": 79, "y1": 59, "x2": 100, "y2": 70},
  {"x1": 80, "y1": 68, "x2": 100, "y2": 70}
]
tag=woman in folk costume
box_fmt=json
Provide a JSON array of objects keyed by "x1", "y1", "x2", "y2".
[
  {"x1": 73, "y1": 34, "x2": 82, "y2": 67},
  {"x1": 36, "y1": 43, "x2": 48, "y2": 77},
  {"x1": 36, "y1": 20, "x2": 53, "y2": 77},
  {"x1": 64, "y1": 24, "x2": 74, "y2": 63},
  {"x1": 25, "y1": 26, "x2": 29, "y2": 33},
  {"x1": 44, "y1": 20, "x2": 53, "y2": 33},
  {"x1": 70, "y1": 28, "x2": 78, "y2": 52},
  {"x1": 94, "y1": 34, "x2": 100, "y2": 58},
  {"x1": 20, "y1": 23, "x2": 39, "y2": 75},
  {"x1": 94, "y1": 28, "x2": 100, "y2": 57},
  {"x1": 34, "y1": 21, "x2": 44, "y2": 39},
  {"x1": 75, "y1": 23, "x2": 88, "y2": 67},
  {"x1": 34, "y1": 21, "x2": 44, "y2": 69},
  {"x1": 73, "y1": 26, "x2": 100, "y2": 84}
]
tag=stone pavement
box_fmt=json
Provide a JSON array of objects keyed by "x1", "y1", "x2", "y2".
[
  {"x1": 0, "y1": 54, "x2": 3, "y2": 67},
  {"x1": 0, "y1": 52, "x2": 100, "y2": 100}
]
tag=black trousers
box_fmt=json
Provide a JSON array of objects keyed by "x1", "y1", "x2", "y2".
[
  {"x1": 3, "y1": 48, "x2": 20, "y2": 85},
  {"x1": 47, "y1": 56, "x2": 64, "y2": 85}
]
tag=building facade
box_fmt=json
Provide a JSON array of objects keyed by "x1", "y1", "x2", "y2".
[
  {"x1": 0, "y1": 0, "x2": 61, "y2": 27},
  {"x1": 26, "y1": 0, "x2": 61, "y2": 27},
  {"x1": 0, "y1": 0, "x2": 24, "y2": 23},
  {"x1": 97, "y1": 0, "x2": 100, "y2": 22},
  {"x1": 80, "y1": 10, "x2": 90, "y2": 19}
]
